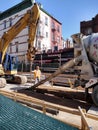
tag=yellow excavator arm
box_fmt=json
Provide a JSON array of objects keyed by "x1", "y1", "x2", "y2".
[{"x1": 0, "y1": 3, "x2": 40, "y2": 63}]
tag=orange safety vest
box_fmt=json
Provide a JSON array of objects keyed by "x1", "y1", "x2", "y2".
[{"x1": 33, "y1": 69, "x2": 41, "y2": 79}]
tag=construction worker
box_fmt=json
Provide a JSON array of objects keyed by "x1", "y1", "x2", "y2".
[{"x1": 33, "y1": 66, "x2": 41, "y2": 84}]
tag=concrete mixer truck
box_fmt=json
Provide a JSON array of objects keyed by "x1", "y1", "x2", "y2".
[
  {"x1": 71, "y1": 33, "x2": 98, "y2": 106},
  {"x1": 29, "y1": 33, "x2": 98, "y2": 106}
]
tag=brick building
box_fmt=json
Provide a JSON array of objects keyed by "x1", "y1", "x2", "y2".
[
  {"x1": 51, "y1": 17, "x2": 62, "y2": 52},
  {"x1": 80, "y1": 14, "x2": 98, "y2": 35}
]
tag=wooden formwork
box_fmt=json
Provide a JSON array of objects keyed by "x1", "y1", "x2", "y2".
[
  {"x1": 0, "y1": 90, "x2": 96, "y2": 129},
  {"x1": 0, "y1": 90, "x2": 79, "y2": 114}
]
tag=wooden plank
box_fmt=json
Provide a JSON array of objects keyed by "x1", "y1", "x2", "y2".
[
  {"x1": 86, "y1": 113, "x2": 98, "y2": 121},
  {"x1": 37, "y1": 85, "x2": 81, "y2": 92},
  {"x1": 78, "y1": 106, "x2": 91, "y2": 130}
]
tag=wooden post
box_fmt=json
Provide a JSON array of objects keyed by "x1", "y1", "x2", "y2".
[
  {"x1": 14, "y1": 93, "x2": 16, "y2": 101},
  {"x1": 43, "y1": 103, "x2": 46, "y2": 114},
  {"x1": 30, "y1": 61, "x2": 32, "y2": 83},
  {"x1": 51, "y1": 79, "x2": 54, "y2": 87},
  {"x1": 68, "y1": 78, "x2": 73, "y2": 88},
  {"x1": 21, "y1": 61, "x2": 23, "y2": 72},
  {"x1": 59, "y1": 54, "x2": 61, "y2": 67},
  {"x1": 78, "y1": 106, "x2": 91, "y2": 130}
]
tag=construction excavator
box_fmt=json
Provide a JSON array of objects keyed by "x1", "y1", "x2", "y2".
[
  {"x1": 0, "y1": 3, "x2": 40, "y2": 87},
  {"x1": 29, "y1": 33, "x2": 98, "y2": 106}
]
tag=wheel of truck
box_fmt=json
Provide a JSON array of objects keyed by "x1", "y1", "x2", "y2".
[{"x1": 92, "y1": 85, "x2": 98, "y2": 106}]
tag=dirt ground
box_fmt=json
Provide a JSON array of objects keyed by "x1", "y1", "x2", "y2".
[{"x1": 18, "y1": 87, "x2": 91, "y2": 111}]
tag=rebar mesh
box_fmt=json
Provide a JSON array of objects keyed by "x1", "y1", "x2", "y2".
[{"x1": 0, "y1": 94, "x2": 78, "y2": 130}]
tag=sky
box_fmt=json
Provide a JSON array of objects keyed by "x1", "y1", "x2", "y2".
[{"x1": 0, "y1": 0, "x2": 98, "y2": 39}]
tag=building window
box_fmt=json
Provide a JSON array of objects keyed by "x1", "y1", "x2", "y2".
[
  {"x1": 37, "y1": 26, "x2": 41, "y2": 36},
  {"x1": 54, "y1": 46, "x2": 58, "y2": 51},
  {"x1": 46, "y1": 32, "x2": 48, "y2": 38},
  {"x1": 52, "y1": 22, "x2": 55, "y2": 29},
  {"x1": 38, "y1": 41, "x2": 41, "y2": 49},
  {"x1": 57, "y1": 25, "x2": 60, "y2": 32},
  {"x1": 10, "y1": 46, "x2": 12, "y2": 53},
  {"x1": 86, "y1": 28, "x2": 92, "y2": 35},
  {"x1": 57, "y1": 36, "x2": 60, "y2": 43},
  {"x1": 4, "y1": 20, "x2": 6, "y2": 29},
  {"x1": 38, "y1": 30, "x2": 41, "y2": 36},
  {"x1": 45, "y1": 16, "x2": 48, "y2": 26},
  {"x1": 9, "y1": 18, "x2": 12, "y2": 27},
  {"x1": 52, "y1": 33, "x2": 55, "y2": 41},
  {"x1": 10, "y1": 43, "x2": 12, "y2": 53},
  {"x1": 42, "y1": 44, "x2": 45, "y2": 51},
  {"x1": 15, "y1": 42, "x2": 18, "y2": 53},
  {"x1": 15, "y1": 14, "x2": 18, "y2": 18}
]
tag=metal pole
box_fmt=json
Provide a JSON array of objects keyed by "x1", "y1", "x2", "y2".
[
  {"x1": 30, "y1": 61, "x2": 32, "y2": 83},
  {"x1": 41, "y1": 53, "x2": 42, "y2": 68},
  {"x1": 60, "y1": 54, "x2": 61, "y2": 66}
]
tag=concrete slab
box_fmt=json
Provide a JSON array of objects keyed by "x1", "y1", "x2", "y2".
[{"x1": 52, "y1": 111, "x2": 81, "y2": 129}]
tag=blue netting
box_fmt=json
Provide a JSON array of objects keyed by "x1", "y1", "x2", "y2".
[{"x1": 0, "y1": 94, "x2": 78, "y2": 130}]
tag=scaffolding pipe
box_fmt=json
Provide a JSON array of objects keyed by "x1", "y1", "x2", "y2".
[{"x1": 29, "y1": 56, "x2": 82, "y2": 89}]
